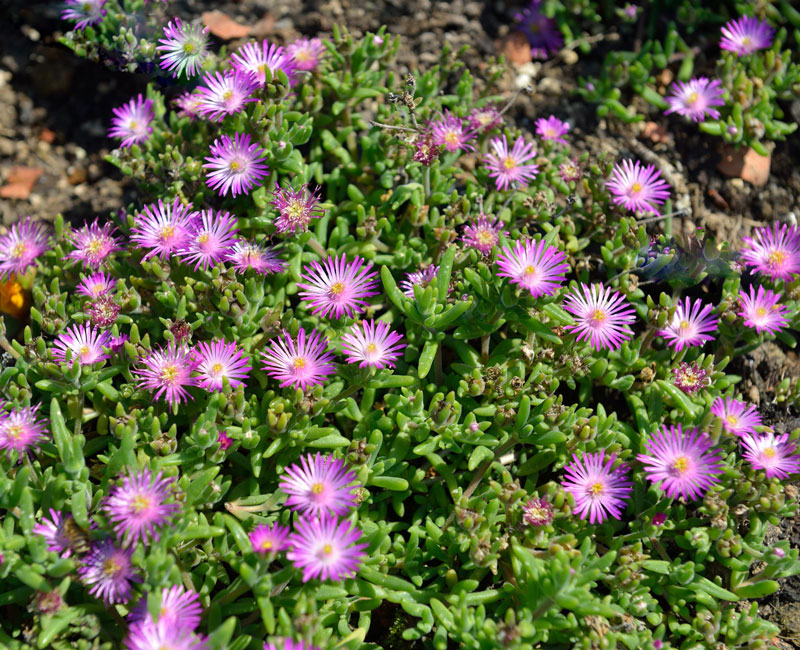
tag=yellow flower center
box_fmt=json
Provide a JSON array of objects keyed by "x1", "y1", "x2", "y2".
[
  {"x1": 444, "y1": 131, "x2": 459, "y2": 145},
  {"x1": 726, "y1": 415, "x2": 738, "y2": 425},
  {"x1": 197, "y1": 233, "x2": 209, "y2": 244},
  {"x1": 329, "y1": 282, "x2": 344, "y2": 295},
  {"x1": 211, "y1": 362, "x2": 223, "y2": 375},
  {"x1": 83, "y1": 2, "x2": 91, "y2": 10},
  {"x1": 756, "y1": 307, "x2": 767, "y2": 317},
  {"x1": 160, "y1": 364, "x2": 179, "y2": 384},
  {"x1": 312, "y1": 482, "x2": 325, "y2": 494},
  {"x1": 763, "y1": 447, "x2": 777, "y2": 458},
  {"x1": 322, "y1": 544, "x2": 333, "y2": 555},
  {"x1": 79, "y1": 345, "x2": 91, "y2": 357},
  {"x1": 8, "y1": 424, "x2": 23, "y2": 440},
  {"x1": 366, "y1": 343, "x2": 378, "y2": 354},
  {"x1": 132, "y1": 494, "x2": 153, "y2": 513},
  {"x1": 159, "y1": 225, "x2": 175, "y2": 242},
  {"x1": 261, "y1": 540, "x2": 273, "y2": 550},
  {"x1": 679, "y1": 319, "x2": 690, "y2": 331},
  {"x1": 293, "y1": 357, "x2": 306, "y2": 369},
  {"x1": 229, "y1": 161, "x2": 241, "y2": 171},
  {"x1": 11, "y1": 242, "x2": 26, "y2": 259},
  {"x1": 223, "y1": 90, "x2": 233, "y2": 101},
  {"x1": 673, "y1": 456, "x2": 689, "y2": 474},
  {"x1": 128, "y1": 120, "x2": 138, "y2": 131},
  {"x1": 93, "y1": 283, "x2": 106, "y2": 294},
  {"x1": 545, "y1": 128, "x2": 556, "y2": 138},
  {"x1": 287, "y1": 201, "x2": 304, "y2": 220},
  {"x1": 477, "y1": 230, "x2": 494, "y2": 245},
  {"x1": 687, "y1": 91, "x2": 698, "y2": 104},
  {"x1": 589, "y1": 482, "x2": 604, "y2": 496},
  {"x1": 631, "y1": 182, "x2": 642, "y2": 194},
  {"x1": 503, "y1": 157, "x2": 516, "y2": 169},
  {"x1": 87, "y1": 237, "x2": 103, "y2": 255},
  {"x1": 184, "y1": 43, "x2": 195, "y2": 54},
  {"x1": 590, "y1": 309, "x2": 607, "y2": 324},
  {"x1": 768, "y1": 250, "x2": 787, "y2": 267},
  {"x1": 742, "y1": 36, "x2": 751, "y2": 46},
  {"x1": 103, "y1": 558, "x2": 122, "y2": 576},
  {"x1": 296, "y1": 49, "x2": 312, "y2": 62},
  {"x1": 524, "y1": 265, "x2": 536, "y2": 277}
]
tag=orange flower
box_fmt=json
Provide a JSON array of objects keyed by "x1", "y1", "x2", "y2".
[{"x1": 0, "y1": 275, "x2": 31, "y2": 320}]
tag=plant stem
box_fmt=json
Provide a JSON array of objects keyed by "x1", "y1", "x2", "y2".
[{"x1": 307, "y1": 237, "x2": 328, "y2": 258}]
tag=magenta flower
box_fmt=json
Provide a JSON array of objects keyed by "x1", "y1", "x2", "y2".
[
  {"x1": 515, "y1": 1, "x2": 564, "y2": 59},
  {"x1": 652, "y1": 512, "x2": 667, "y2": 526},
  {"x1": 496, "y1": 239, "x2": 569, "y2": 298},
  {"x1": 287, "y1": 37, "x2": 326, "y2": 72},
  {"x1": 261, "y1": 328, "x2": 336, "y2": 390},
  {"x1": 297, "y1": 254, "x2": 379, "y2": 319},
  {"x1": 664, "y1": 77, "x2": 725, "y2": 122},
  {"x1": 226, "y1": 241, "x2": 286, "y2": 275},
  {"x1": 0, "y1": 217, "x2": 51, "y2": 279},
  {"x1": 174, "y1": 91, "x2": 203, "y2": 120},
  {"x1": 231, "y1": 40, "x2": 297, "y2": 86},
  {"x1": 658, "y1": 297, "x2": 718, "y2": 351},
  {"x1": 125, "y1": 619, "x2": 208, "y2": 650},
  {"x1": 341, "y1": 320, "x2": 406, "y2": 369},
  {"x1": 157, "y1": 17, "x2": 210, "y2": 78},
  {"x1": 33, "y1": 510, "x2": 77, "y2": 558},
  {"x1": 428, "y1": 111, "x2": 476, "y2": 153},
  {"x1": 720, "y1": 16, "x2": 774, "y2": 55},
  {"x1": 607, "y1": 160, "x2": 671, "y2": 217},
  {"x1": 400, "y1": 265, "x2": 440, "y2": 298},
  {"x1": 468, "y1": 105, "x2": 502, "y2": 131},
  {"x1": 563, "y1": 283, "x2": 637, "y2": 351},
  {"x1": 128, "y1": 585, "x2": 203, "y2": 630},
  {"x1": 271, "y1": 184, "x2": 325, "y2": 235},
  {"x1": 638, "y1": 424, "x2": 725, "y2": 501},
  {"x1": 131, "y1": 198, "x2": 197, "y2": 262},
  {"x1": 711, "y1": 397, "x2": 763, "y2": 437},
  {"x1": 287, "y1": 512, "x2": 367, "y2": 582},
  {"x1": 52, "y1": 323, "x2": 111, "y2": 366},
  {"x1": 178, "y1": 209, "x2": 238, "y2": 271},
  {"x1": 738, "y1": 285, "x2": 789, "y2": 335},
  {"x1": 193, "y1": 339, "x2": 251, "y2": 391},
  {"x1": 740, "y1": 223, "x2": 800, "y2": 281},
  {"x1": 483, "y1": 135, "x2": 539, "y2": 191},
  {"x1": 264, "y1": 640, "x2": 320, "y2": 650},
  {"x1": 217, "y1": 431, "x2": 233, "y2": 450},
  {"x1": 62, "y1": 0, "x2": 106, "y2": 29},
  {"x1": 108, "y1": 94, "x2": 154, "y2": 148},
  {"x1": 204, "y1": 133, "x2": 269, "y2": 198},
  {"x1": 108, "y1": 334, "x2": 129, "y2": 354},
  {"x1": 462, "y1": 214, "x2": 508, "y2": 255},
  {"x1": 250, "y1": 522, "x2": 290, "y2": 555},
  {"x1": 522, "y1": 497, "x2": 554, "y2": 527},
  {"x1": 87, "y1": 296, "x2": 121, "y2": 328},
  {"x1": 672, "y1": 361, "x2": 711, "y2": 395},
  {"x1": 535, "y1": 116, "x2": 570, "y2": 144},
  {"x1": 77, "y1": 271, "x2": 116, "y2": 298},
  {"x1": 559, "y1": 159, "x2": 582, "y2": 183},
  {"x1": 740, "y1": 432, "x2": 800, "y2": 479},
  {"x1": 195, "y1": 70, "x2": 259, "y2": 122},
  {"x1": 78, "y1": 539, "x2": 140, "y2": 605},
  {"x1": 280, "y1": 453, "x2": 358, "y2": 517},
  {"x1": 561, "y1": 451, "x2": 632, "y2": 524},
  {"x1": 0, "y1": 405, "x2": 48, "y2": 454},
  {"x1": 133, "y1": 342, "x2": 198, "y2": 408},
  {"x1": 67, "y1": 219, "x2": 122, "y2": 269}
]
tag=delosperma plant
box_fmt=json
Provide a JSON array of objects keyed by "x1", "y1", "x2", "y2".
[{"x1": 1, "y1": 1, "x2": 799, "y2": 649}]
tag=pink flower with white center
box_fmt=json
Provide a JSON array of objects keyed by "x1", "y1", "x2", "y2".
[
  {"x1": 250, "y1": 522, "x2": 290, "y2": 555},
  {"x1": 287, "y1": 512, "x2": 367, "y2": 582},
  {"x1": 483, "y1": 135, "x2": 539, "y2": 191},
  {"x1": 231, "y1": 40, "x2": 297, "y2": 86},
  {"x1": 128, "y1": 584, "x2": 203, "y2": 630},
  {"x1": 174, "y1": 91, "x2": 203, "y2": 120},
  {"x1": 77, "y1": 539, "x2": 141, "y2": 604},
  {"x1": 287, "y1": 37, "x2": 325, "y2": 72},
  {"x1": 0, "y1": 217, "x2": 51, "y2": 279},
  {"x1": 399, "y1": 265, "x2": 441, "y2": 298},
  {"x1": 428, "y1": 111, "x2": 476, "y2": 153},
  {"x1": 282, "y1": 455, "x2": 358, "y2": 516},
  {"x1": 157, "y1": 17, "x2": 210, "y2": 79},
  {"x1": 515, "y1": 0, "x2": 563, "y2": 59},
  {"x1": 125, "y1": 619, "x2": 208, "y2": 650},
  {"x1": 262, "y1": 328, "x2": 336, "y2": 390},
  {"x1": 103, "y1": 468, "x2": 179, "y2": 546},
  {"x1": 720, "y1": 16, "x2": 774, "y2": 56},
  {"x1": 711, "y1": 397, "x2": 763, "y2": 437},
  {"x1": 193, "y1": 339, "x2": 251, "y2": 392},
  {"x1": 740, "y1": 432, "x2": 800, "y2": 479},
  {"x1": 52, "y1": 323, "x2": 111, "y2": 366},
  {"x1": 264, "y1": 641, "x2": 319, "y2": 650},
  {"x1": 297, "y1": 254, "x2": 379, "y2": 319},
  {"x1": 496, "y1": 239, "x2": 569, "y2": 299},
  {"x1": 204, "y1": 132, "x2": 269, "y2": 198},
  {"x1": 271, "y1": 184, "x2": 325, "y2": 234},
  {"x1": 561, "y1": 451, "x2": 632, "y2": 524},
  {"x1": 672, "y1": 361, "x2": 711, "y2": 395},
  {"x1": 226, "y1": 241, "x2": 286, "y2": 275},
  {"x1": 737, "y1": 285, "x2": 789, "y2": 335},
  {"x1": 535, "y1": 116, "x2": 570, "y2": 144},
  {"x1": 638, "y1": 424, "x2": 725, "y2": 501},
  {"x1": 33, "y1": 509, "x2": 76, "y2": 558},
  {"x1": 195, "y1": 70, "x2": 259, "y2": 122},
  {"x1": 462, "y1": 214, "x2": 508, "y2": 255},
  {"x1": 0, "y1": 405, "x2": 48, "y2": 454},
  {"x1": 131, "y1": 197, "x2": 198, "y2": 262},
  {"x1": 67, "y1": 219, "x2": 122, "y2": 269},
  {"x1": 62, "y1": 0, "x2": 107, "y2": 30},
  {"x1": 740, "y1": 222, "x2": 800, "y2": 281},
  {"x1": 522, "y1": 497, "x2": 554, "y2": 527},
  {"x1": 133, "y1": 342, "x2": 198, "y2": 409},
  {"x1": 607, "y1": 160, "x2": 671, "y2": 217},
  {"x1": 340, "y1": 320, "x2": 406, "y2": 369},
  {"x1": 658, "y1": 297, "x2": 718, "y2": 351},
  {"x1": 664, "y1": 77, "x2": 725, "y2": 122},
  {"x1": 562, "y1": 283, "x2": 637, "y2": 351},
  {"x1": 108, "y1": 94, "x2": 154, "y2": 148},
  {"x1": 178, "y1": 209, "x2": 238, "y2": 271},
  {"x1": 77, "y1": 271, "x2": 116, "y2": 298}
]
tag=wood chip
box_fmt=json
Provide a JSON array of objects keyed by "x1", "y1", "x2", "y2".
[
  {"x1": 201, "y1": 11, "x2": 250, "y2": 40},
  {"x1": 0, "y1": 166, "x2": 44, "y2": 199}
]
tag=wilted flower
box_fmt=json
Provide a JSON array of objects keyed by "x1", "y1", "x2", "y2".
[
  {"x1": 231, "y1": 40, "x2": 297, "y2": 86},
  {"x1": 157, "y1": 17, "x2": 210, "y2": 78},
  {"x1": 737, "y1": 285, "x2": 789, "y2": 335},
  {"x1": 562, "y1": 283, "x2": 637, "y2": 351},
  {"x1": 483, "y1": 135, "x2": 539, "y2": 191},
  {"x1": 133, "y1": 342, "x2": 198, "y2": 408},
  {"x1": 130, "y1": 198, "x2": 197, "y2": 262},
  {"x1": 740, "y1": 432, "x2": 800, "y2": 479},
  {"x1": 651, "y1": 512, "x2": 667, "y2": 526},
  {"x1": 78, "y1": 539, "x2": 140, "y2": 605},
  {"x1": 340, "y1": 320, "x2": 406, "y2": 369},
  {"x1": 559, "y1": 159, "x2": 582, "y2": 183},
  {"x1": 271, "y1": 184, "x2": 325, "y2": 234},
  {"x1": 561, "y1": 451, "x2": 632, "y2": 524},
  {"x1": 720, "y1": 16, "x2": 774, "y2": 55},
  {"x1": 297, "y1": 254, "x2": 379, "y2": 319},
  {"x1": 607, "y1": 160, "x2": 671, "y2": 216},
  {"x1": 226, "y1": 241, "x2": 286, "y2": 275},
  {"x1": 515, "y1": 1, "x2": 563, "y2": 59},
  {"x1": 0, "y1": 217, "x2": 51, "y2": 279},
  {"x1": 108, "y1": 95, "x2": 154, "y2": 148},
  {"x1": 250, "y1": 522, "x2": 290, "y2": 555},
  {"x1": 711, "y1": 396, "x2": 763, "y2": 437},
  {"x1": 740, "y1": 222, "x2": 800, "y2": 281},
  {"x1": 522, "y1": 497, "x2": 554, "y2": 527},
  {"x1": 664, "y1": 77, "x2": 725, "y2": 122},
  {"x1": 672, "y1": 361, "x2": 711, "y2": 394},
  {"x1": 535, "y1": 116, "x2": 570, "y2": 144},
  {"x1": 67, "y1": 219, "x2": 122, "y2": 269},
  {"x1": 261, "y1": 328, "x2": 336, "y2": 390},
  {"x1": 52, "y1": 323, "x2": 111, "y2": 366},
  {"x1": 195, "y1": 70, "x2": 259, "y2": 122},
  {"x1": 287, "y1": 512, "x2": 367, "y2": 582},
  {"x1": 658, "y1": 297, "x2": 718, "y2": 351},
  {"x1": 428, "y1": 111, "x2": 476, "y2": 153},
  {"x1": 193, "y1": 339, "x2": 251, "y2": 392},
  {"x1": 411, "y1": 130, "x2": 440, "y2": 166},
  {"x1": 204, "y1": 133, "x2": 269, "y2": 198},
  {"x1": 287, "y1": 37, "x2": 325, "y2": 71},
  {"x1": 62, "y1": 0, "x2": 107, "y2": 29},
  {"x1": 87, "y1": 295, "x2": 121, "y2": 328},
  {"x1": 496, "y1": 239, "x2": 569, "y2": 298},
  {"x1": 462, "y1": 214, "x2": 508, "y2": 255},
  {"x1": 0, "y1": 405, "x2": 48, "y2": 455},
  {"x1": 468, "y1": 105, "x2": 502, "y2": 131}
]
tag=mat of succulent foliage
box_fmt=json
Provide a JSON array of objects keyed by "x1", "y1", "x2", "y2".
[{"x1": 0, "y1": 1, "x2": 799, "y2": 649}]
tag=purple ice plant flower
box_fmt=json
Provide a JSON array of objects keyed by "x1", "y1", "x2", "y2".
[
  {"x1": 133, "y1": 342, "x2": 198, "y2": 409},
  {"x1": 651, "y1": 512, "x2": 667, "y2": 526},
  {"x1": 108, "y1": 94, "x2": 154, "y2": 148},
  {"x1": 664, "y1": 77, "x2": 725, "y2": 122},
  {"x1": 468, "y1": 105, "x2": 503, "y2": 131},
  {"x1": 340, "y1": 320, "x2": 406, "y2": 369},
  {"x1": 0, "y1": 405, "x2": 48, "y2": 454},
  {"x1": 195, "y1": 70, "x2": 259, "y2": 122},
  {"x1": 78, "y1": 539, "x2": 140, "y2": 605},
  {"x1": 77, "y1": 271, "x2": 116, "y2": 298},
  {"x1": 204, "y1": 132, "x2": 269, "y2": 198},
  {"x1": 226, "y1": 241, "x2": 286, "y2": 275},
  {"x1": 515, "y1": 0, "x2": 564, "y2": 59},
  {"x1": 157, "y1": 17, "x2": 210, "y2": 79},
  {"x1": 296, "y1": 254, "x2": 379, "y2": 319},
  {"x1": 130, "y1": 198, "x2": 197, "y2": 262},
  {"x1": 33, "y1": 510, "x2": 77, "y2": 558},
  {"x1": 0, "y1": 217, "x2": 51, "y2": 279},
  {"x1": 561, "y1": 451, "x2": 632, "y2": 524},
  {"x1": 740, "y1": 222, "x2": 800, "y2": 281},
  {"x1": 287, "y1": 37, "x2": 325, "y2": 72},
  {"x1": 108, "y1": 334, "x2": 129, "y2": 354},
  {"x1": 400, "y1": 265, "x2": 440, "y2": 298},
  {"x1": 231, "y1": 40, "x2": 297, "y2": 86},
  {"x1": 128, "y1": 585, "x2": 203, "y2": 630},
  {"x1": 271, "y1": 184, "x2": 325, "y2": 234},
  {"x1": 67, "y1": 219, "x2": 122, "y2": 269},
  {"x1": 62, "y1": 0, "x2": 107, "y2": 29},
  {"x1": 125, "y1": 619, "x2": 208, "y2": 650},
  {"x1": 739, "y1": 432, "x2": 800, "y2": 479},
  {"x1": 52, "y1": 323, "x2": 111, "y2": 366},
  {"x1": 174, "y1": 91, "x2": 203, "y2": 120},
  {"x1": 711, "y1": 396, "x2": 763, "y2": 437},
  {"x1": 483, "y1": 135, "x2": 539, "y2": 191},
  {"x1": 607, "y1": 160, "x2": 671, "y2": 217},
  {"x1": 496, "y1": 239, "x2": 570, "y2": 298},
  {"x1": 535, "y1": 116, "x2": 570, "y2": 144},
  {"x1": 720, "y1": 16, "x2": 774, "y2": 55},
  {"x1": 737, "y1": 285, "x2": 789, "y2": 335},
  {"x1": 562, "y1": 283, "x2": 637, "y2": 351},
  {"x1": 217, "y1": 431, "x2": 233, "y2": 450},
  {"x1": 192, "y1": 339, "x2": 251, "y2": 392},
  {"x1": 672, "y1": 361, "x2": 712, "y2": 395},
  {"x1": 178, "y1": 209, "x2": 238, "y2": 271},
  {"x1": 261, "y1": 328, "x2": 336, "y2": 390},
  {"x1": 250, "y1": 522, "x2": 290, "y2": 555},
  {"x1": 522, "y1": 497, "x2": 554, "y2": 527},
  {"x1": 461, "y1": 214, "x2": 508, "y2": 255},
  {"x1": 428, "y1": 111, "x2": 476, "y2": 153},
  {"x1": 658, "y1": 297, "x2": 718, "y2": 351},
  {"x1": 287, "y1": 512, "x2": 367, "y2": 582},
  {"x1": 264, "y1": 640, "x2": 320, "y2": 650},
  {"x1": 637, "y1": 424, "x2": 725, "y2": 501}
]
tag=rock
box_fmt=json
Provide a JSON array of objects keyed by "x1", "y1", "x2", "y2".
[
  {"x1": 201, "y1": 11, "x2": 251, "y2": 40},
  {"x1": 642, "y1": 121, "x2": 670, "y2": 144},
  {"x1": 0, "y1": 166, "x2": 43, "y2": 199},
  {"x1": 717, "y1": 144, "x2": 771, "y2": 187},
  {"x1": 496, "y1": 31, "x2": 531, "y2": 66}
]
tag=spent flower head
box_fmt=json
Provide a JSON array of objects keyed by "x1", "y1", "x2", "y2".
[
  {"x1": 296, "y1": 254, "x2": 379, "y2": 319},
  {"x1": 340, "y1": 320, "x2": 406, "y2": 369},
  {"x1": 711, "y1": 397, "x2": 763, "y2": 437},
  {"x1": 157, "y1": 18, "x2": 210, "y2": 78},
  {"x1": 740, "y1": 222, "x2": 800, "y2": 281},
  {"x1": 561, "y1": 451, "x2": 632, "y2": 524},
  {"x1": 87, "y1": 295, "x2": 121, "y2": 328},
  {"x1": 737, "y1": 285, "x2": 789, "y2": 335},
  {"x1": 483, "y1": 135, "x2": 539, "y2": 191},
  {"x1": 562, "y1": 283, "x2": 637, "y2": 351},
  {"x1": 664, "y1": 77, "x2": 725, "y2": 122},
  {"x1": 287, "y1": 512, "x2": 367, "y2": 582},
  {"x1": 720, "y1": 16, "x2": 774, "y2": 55},
  {"x1": 108, "y1": 95, "x2": 154, "y2": 148},
  {"x1": 204, "y1": 133, "x2": 269, "y2": 198},
  {"x1": 261, "y1": 328, "x2": 336, "y2": 390},
  {"x1": 496, "y1": 239, "x2": 569, "y2": 298},
  {"x1": 0, "y1": 217, "x2": 51, "y2": 279},
  {"x1": 522, "y1": 497, "x2": 554, "y2": 527},
  {"x1": 559, "y1": 159, "x2": 582, "y2": 183},
  {"x1": 658, "y1": 297, "x2": 718, "y2": 351},
  {"x1": 672, "y1": 361, "x2": 711, "y2": 394},
  {"x1": 607, "y1": 159, "x2": 671, "y2": 217}
]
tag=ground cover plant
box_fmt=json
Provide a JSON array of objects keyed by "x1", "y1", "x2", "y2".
[{"x1": 0, "y1": 0, "x2": 800, "y2": 648}]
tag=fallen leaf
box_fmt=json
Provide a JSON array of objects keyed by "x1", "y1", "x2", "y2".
[
  {"x1": 496, "y1": 31, "x2": 532, "y2": 67},
  {"x1": 0, "y1": 166, "x2": 44, "y2": 199},
  {"x1": 717, "y1": 145, "x2": 771, "y2": 187},
  {"x1": 249, "y1": 14, "x2": 275, "y2": 39},
  {"x1": 202, "y1": 11, "x2": 250, "y2": 40}
]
